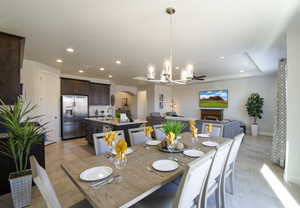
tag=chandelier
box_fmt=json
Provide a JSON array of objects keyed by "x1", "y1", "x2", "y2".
[{"x1": 133, "y1": 7, "x2": 205, "y2": 85}]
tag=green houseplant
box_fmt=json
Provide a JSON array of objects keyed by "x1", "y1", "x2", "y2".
[
  {"x1": 246, "y1": 93, "x2": 264, "y2": 136},
  {"x1": 0, "y1": 97, "x2": 46, "y2": 208},
  {"x1": 162, "y1": 120, "x2": 184, "y2": 138}
]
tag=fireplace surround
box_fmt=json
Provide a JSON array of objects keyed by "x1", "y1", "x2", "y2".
[{"x1": 200, "y1": 109, "x2": 224, "y2": 121}]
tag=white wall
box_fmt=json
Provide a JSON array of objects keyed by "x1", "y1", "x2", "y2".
[
  {"x1": 21, "y1": 59, "x2": 61, "y2": 141},
  {"x1": 286, "y1": 11, "x2": 300, "y2": 185},
  {"x1": 138, "y1": 85, "x2": 155, "y2": 114},
  {"x1": 173, "y1": 75, "x2": 277, "y2": 135}
]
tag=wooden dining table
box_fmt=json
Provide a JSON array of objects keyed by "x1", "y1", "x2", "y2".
[{"x1": 62, "y1": 132, "x2": 231, "y2": 208}]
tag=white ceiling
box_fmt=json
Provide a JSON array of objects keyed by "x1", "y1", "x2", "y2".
[{"x1": 1, "y1": 0, "x2": 299, "y2": 85}]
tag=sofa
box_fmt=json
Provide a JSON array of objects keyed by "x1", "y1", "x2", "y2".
[{"x1": 146, "y1": 112, "x2": 243, "y2": 138}]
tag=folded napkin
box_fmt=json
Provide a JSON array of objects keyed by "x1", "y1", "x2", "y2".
[
  {"x1": 144, "y1": 126, "x2": 153, "y2": 137},
  {"x1": 191, "y1": 125, "x2": 198, "y2": 138},
  {"x1": 103, "y1": 131, "x2": 118, "y2": 146},
  {"x1": 115, "y1": 139, "x2": 128, "y2": 159},
  {"x1": 166, "y1": 132, "x2": 175, "y2": 145},
  {"x1": 207, "y1": 124, "x2": 213, "y2": 133},
  {"x1": 188, "y1": 120, "x2": 196, "y2": 127}
]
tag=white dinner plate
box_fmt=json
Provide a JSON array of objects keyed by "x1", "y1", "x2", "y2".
[
  {"x1": 112, "y1": 147, "x2": 134, "y2": 155},
  {"x1": 152, "y1": 160, "x2": 179, "y2": 172},
  {"x1": 80, "y1": 166, "x2": 113, "y2": 182},
  {"x1": 202, "y1": 141, "x2": 219, "y2": 147},
  {"x1": 183, "y1": 149, "x2": 204, "y2": 158},
  {"x1": 198, "y1": 133, "x2": 210, "y2": 138},
  {"x1": 146, "y1": 140, "x2": 161, "y2": 146}
]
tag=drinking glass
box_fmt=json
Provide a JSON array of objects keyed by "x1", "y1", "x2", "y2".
[
  {"x1": 113, "y1": 156, "x2": 127, "y2": 170},
  {"x1": 191, "y1": 137, "x2": 197, "y2": 149}
]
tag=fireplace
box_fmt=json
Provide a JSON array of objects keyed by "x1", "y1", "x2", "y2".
[{"x1": 200, "y1": 109, "x2": 223, "y2": 121}]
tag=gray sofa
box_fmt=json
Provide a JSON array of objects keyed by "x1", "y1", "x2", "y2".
[{"x1": 146, "y1": 112, "x2": 243, "y2": 138}]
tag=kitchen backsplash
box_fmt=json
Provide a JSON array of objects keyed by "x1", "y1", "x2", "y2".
[{"x1": 89, "y1": 105, "x2": 114, "y2": 116}]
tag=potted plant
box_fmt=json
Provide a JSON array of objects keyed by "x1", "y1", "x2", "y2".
[
  {"x1": 162, "y1": 120, "x2": 184, "y2": 140},
  {"x1": 0, "y1": 98, "x2": 46, "y2": 208},
  {"x1": 246, "y1": 93, "x2": 264, "y2": 136}
]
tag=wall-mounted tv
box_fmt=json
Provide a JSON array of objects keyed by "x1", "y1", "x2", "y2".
[{"x1": 199, "y1": 90, "x2": 228, "y2": 108}]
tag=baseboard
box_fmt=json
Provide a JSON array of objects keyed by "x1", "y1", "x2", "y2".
[
  {"x1": 286, "y1": 175, "x2": 300, "y2": 186},
  {"x1": 259, "y1": 132, "x2": 273, "y2": 136}
]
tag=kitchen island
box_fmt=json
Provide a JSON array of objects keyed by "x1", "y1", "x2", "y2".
[{"x1": 84, "y1": 118, "x2": 147, "y2": 146}]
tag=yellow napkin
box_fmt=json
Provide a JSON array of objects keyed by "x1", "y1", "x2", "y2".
[
  {"x1": 144, "y1": 126, "x2": 153, "y2": 137},
  {"x1": 115, "y1": 139, "x2": 128, "y2": 159},
  {"x1": 103, "y1": 131, "x2": 118, "y2": 146},
  {"x1": 166, "y1": 132, "x2": 175, "y2": 145},
  {"x1": 207, "y1": 124, "x2": 213, "y2": 133},
  {"x1": 188, "y1": 120, "x2": 196, "y2": 127},
  {"x1": 191, "y1": 125, "x2": 198, "y2": 138}
]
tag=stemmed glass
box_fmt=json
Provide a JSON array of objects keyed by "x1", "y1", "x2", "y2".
[{"x1": 191, "y1": 136, "x2": 197, "y2": 149}]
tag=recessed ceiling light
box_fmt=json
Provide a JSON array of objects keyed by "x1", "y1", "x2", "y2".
[
  {"x1": 56, "y1": 59, "x2": 63, "y2": 63},
  {"x1": 220, "y1": 56, "x2": 225, "y2": 60},
  {"x1": 78, "y1": 70, "x2": 84, "y2": 73},
  {"x1": 99, "y1": 67, "x2": 104, "y2": 71},
  {"x1": 115, "y1": 60, "x2": 121, "y2": 64},
  {"x1": 240, "y1": 70, "x2": 245, "y2": 73},
  {"x1": 108, "y1": 75, "x2": 113, "y2": 78},
  {"x1": 66, "y1": 48, "x2": 74, "y2": 53}
]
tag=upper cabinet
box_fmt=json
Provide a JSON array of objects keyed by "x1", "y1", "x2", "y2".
[
  {"x1": 61, "y1": 78, "x2": 89, "y2": 95},
  {"x1": 89, "y1": 83, "x2": 110, "y2": 105},
  {"x1": 61, "y1": 78, "x2": 110, "y2": 105},
  {"x1": 0, "y1": 32, "x2": 25, "y2": 105}
]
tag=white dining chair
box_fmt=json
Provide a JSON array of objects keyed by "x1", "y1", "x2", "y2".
[
  {"x1": 93, "y1": 130, "x2": 125, "y2": 155},
  {"x1": 134, "y1": 150, "x2": 216, "y2": 208},
  {"x1": 201, "y1": 140, "x2": 233, "y2": 208},
  {"x1": 221, "y1": 133, "x2": 244, "y2": 208},
  {"x1": 128, "y1": 127, "x2": 149, "y2": 146},
  {"x1": 30, "y1": 156, "x2": 92, "y2": 208},
  {"x1": 153, "y1": 124, "x2": 165, "y2": 140},
  {"x1": 202, "y1": 123, "x2": 224, "y2": 137}
]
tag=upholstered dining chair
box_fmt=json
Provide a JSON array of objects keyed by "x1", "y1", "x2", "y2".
[
  {"x1": 30, "y1": 156, "x2": 92, "y2": 208},
  {"x1": 202, "y1": 123, "x2": 224, "y2": 137},
  {"x1": 153, "y1": 124, "x2": 165, "y2": 140},
  {"x1": 201, "y1": 140, "x2": 233, "y2": 208},
  {"x1": 93, "y1": 130, "x2": 125, "y2": 155},
  {"x1": 128, "y1": 127, "x2": 149, "y2": 146},
  {"x1": 221, "y1": 133, "x2": 244, "y2": 208},
  {"x1": 134, "y1": 150, "x2": 216, "y2": 208}
]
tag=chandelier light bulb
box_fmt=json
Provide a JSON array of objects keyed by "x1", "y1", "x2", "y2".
[{"x1": 147, "y1": 65, "x2": 156, "y2": 80}]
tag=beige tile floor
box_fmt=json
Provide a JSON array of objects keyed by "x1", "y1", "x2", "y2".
[{"x1": 1, "y1": 135, "x2": 300, "y2": 208}]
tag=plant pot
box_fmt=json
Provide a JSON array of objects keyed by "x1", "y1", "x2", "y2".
[
  {"x1": 9, "y1": 170, "x2": 32, "y2": 208},
  {"x1": 251, "y1": 124, "x2": 259, "y2": 136}
]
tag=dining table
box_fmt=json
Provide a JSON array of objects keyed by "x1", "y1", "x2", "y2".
[{"x1": 61, "y1": 132, "x2": 231, "y2": 208}]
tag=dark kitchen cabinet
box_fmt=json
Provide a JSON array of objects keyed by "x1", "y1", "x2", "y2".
[
  {"x1": 0, "y1": 32, "x2": 25, "y2": 105},
  {"x1": 61, "y1": 78, "x2": 89, "y2": 95},
  {"x1": 89, "y1": 83, "x2": 110, "y2": 105}
]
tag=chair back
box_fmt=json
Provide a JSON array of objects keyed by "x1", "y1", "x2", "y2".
[
  {"x1": 30, "y1": 156, "x2": 62, "y2": 208},
  {"x1": 128, "y1": 127, "x2": 148, "y2": 146},
  {"x1": 207, "y1": 140, "x2": 232, "y2": 185},
  {"x1": 93, "y1": 130, "x2": 125, "y2": 155},
  {"x1": 202, "y1": 123, "x2": 224, "y2": 137},
  {"x1": 153, "y1": 124, "x2": 165, "y2": 140},
  {"x1": 227, "y1": 133, "x2": 244, "y2": 166},
  {"x1": 174, "y1": 150, "x2": 215, "y2": 208}
]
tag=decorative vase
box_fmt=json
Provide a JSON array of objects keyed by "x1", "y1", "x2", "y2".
[
  {"x1": 251, "y1": 124, "x2": 259, "y2": 136},
  {"x1": 9, "y1": 170, "x2": 32, "y2": 208}
]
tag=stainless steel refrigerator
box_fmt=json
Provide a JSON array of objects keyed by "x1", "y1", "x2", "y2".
[{"x1": 61, "y1": 95, "x2": 88, "y2": 140}]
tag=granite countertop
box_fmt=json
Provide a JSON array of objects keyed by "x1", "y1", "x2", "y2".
[{"x1": 85, "y1": 117, "x2": 147, "y2": 126}]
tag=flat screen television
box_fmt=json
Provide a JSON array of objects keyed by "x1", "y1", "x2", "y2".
[{"x1": 199, "y1": 90, "x2": 228, "y2": 108}]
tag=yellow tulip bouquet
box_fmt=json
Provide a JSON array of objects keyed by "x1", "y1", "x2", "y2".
[
  {"x1": 103, "y1": 131, "x2": 118, "y2": 146},
  {"x1": 144, "y1": 126, "x2": 153, "y2": 139},
  {"x1": 114, "y1": 139, "x2": 128, "y2": 169}
]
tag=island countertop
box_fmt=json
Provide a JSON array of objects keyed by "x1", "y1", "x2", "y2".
[{"x1": 84, "y1": 117, "x2": 147, "y2": 126}]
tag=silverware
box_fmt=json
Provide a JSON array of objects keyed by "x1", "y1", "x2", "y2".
[
  {"x1": 90, "y1": 175, "x2": 120, "y2": 189},
  {"x1": 173, "y1": 157, "x2": 185, "y2": 165},
  {"x1": 147, "y1": 167, "x2": 164, "y2": 177}
]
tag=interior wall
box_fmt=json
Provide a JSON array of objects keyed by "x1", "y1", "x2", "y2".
[
  {"x1": 115, "y1": 92, "x2": 137, "y2": 117},
  {"x1": 286, "y1": 11, "x2": 300, "y2": 185},
  {"x1": 21, "y1": 59, "x2": 61, "y2": 141},
  {"x1": 154, "y1": 85, "x2": 173, "y2": 114},
  {"x1": 137, "y1": 90, "x2": 147, "y2": 119},
  {"x1": 173, "y1": 74, "x2": 277, "y2": 135},
  {"x1": 138, "y1": 85, "x2": 155, "y2": 115}
]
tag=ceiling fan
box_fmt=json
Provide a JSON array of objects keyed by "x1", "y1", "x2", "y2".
[{"x1": 133, "y1": 7, "x2": 206, "y2": 85}]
